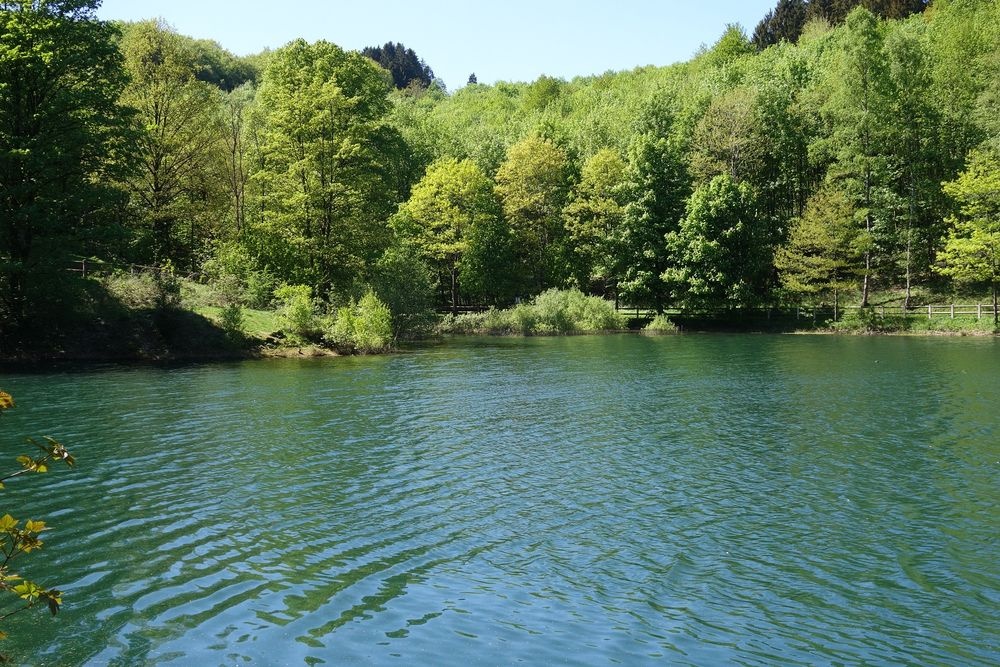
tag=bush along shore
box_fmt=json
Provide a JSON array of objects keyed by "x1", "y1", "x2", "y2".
[{"x1": 9, "y1": 270, "x2": 998, "y2": 365}]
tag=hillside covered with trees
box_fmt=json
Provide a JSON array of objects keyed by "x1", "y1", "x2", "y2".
[{"x1": 2, "y1": 0, "x2": 999, "y2": 356}]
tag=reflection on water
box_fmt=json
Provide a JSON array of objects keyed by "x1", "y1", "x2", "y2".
[{"x1": 2, "y1": 335, "x2": 998, "y2": 665}]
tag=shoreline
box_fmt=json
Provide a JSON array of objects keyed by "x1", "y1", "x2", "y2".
[{"x1": 3, "y1": 327, "x2": 996, "y2": 368}]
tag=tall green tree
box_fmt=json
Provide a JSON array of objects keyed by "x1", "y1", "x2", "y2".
[
  {"x1": 218, "y1": 84, "x2": 256, "y2": 238},
  {"x1": 935, "y1": 149, "x2": 1000, "y2": 324},
  {"x1": 664, "y1": 175, "x2": 774, "y2": 309},
  {"x1": 392, "y1": 157, "x2": 504, "y2": 313},
  {"x1": 250, "y1": 39, "x2": 404, "y2": 293},
  {"x1": 119, "y1": 20, "x2": 224, "y2": 269},
  {"x1": 816, "y1": 7, "x2": 892, "y2": 306},
  {"x1": 495, "y1": 136, "x2": 571, "y2": 294},
  {"x1": 883, "y1": 19, "x2": 944, "y2": 308},
  {"x1": 562, "y1": 148, "x2": 628, "y2": 294},
  {"x1": 618, "y1": 132, "x2": 691, "y2": 313},
  {"x1": 0, "y1": 0, "x2": 129, "y2": 329},
  {"x1": 775, "y1": 184, "x2": 860, "y2": 313}
]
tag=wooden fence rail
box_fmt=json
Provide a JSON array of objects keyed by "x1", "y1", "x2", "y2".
[
  {"x1": 66, "y1": 258, "x2": 998, "y2": 322},
  {"x1": 67, "y1": 258, "x2": 203, "y2": 282},
  {"x1": 619, "y1": 303, "x2": 1000, "y2": 321}
]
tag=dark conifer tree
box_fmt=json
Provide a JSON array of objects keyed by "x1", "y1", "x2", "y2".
[
  {"x1": 755, "y1": 0, "x2": 929, "y2": 49},
  {"x1": 753, "y1": 0, "x2": 807, "y2": 50},
  {"x1": 362, "y1": 41, "x2": 434, "y2": 89}
]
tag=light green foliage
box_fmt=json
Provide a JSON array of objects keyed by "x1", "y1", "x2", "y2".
[
  {"x1": 119, "y1": 20, "x2": 225, "y2": 268},
  {"x1": 775, "y1": 184, "x2": 861, "y2": 303},
  {"x1": 326, "y1": 291, "x2": 393, "y2": 353},
  {"x1": 440, "y1": 289, "x2": 623, "y2": 335},
  {"x1": 563, "y1": 149, "x2": 628, "y2": 291},
  {"x1": 392, "y1": 158, "x2": 504, "y2": 311},
  {"x1": 700, "y1": 24, "x2": 756, "y2": 70},
  {"x1": 0, "y1": 391, "x2": 75, "y2": 656},
  {"x1": 531, "y1": 288, "x2": 625, "y2": 332},
  {"x1": 927, "y1": 0, "x2": 998, "y2": 170},
  {"x1": 523, "y1": 76, "x2": 566, "y2": 112},
  {"x1": 273, "y1": 284, "x2": 319, "y2": 343},
  {"x1": 644, "y1": 314, "x2": 678, "y2": 333},
  {"x1": 250, "y1": 39, "x2": 400, "y2": 291},
  {"x1": 419, "y1": 82, "x2": 529, "y2": 175},
  {"x1": 664, "y1": 174, "x2": 773, "y2": 309},
  {"x1": 495, "y1": 136, "x2": 572, "y2": 293},
  {"x1": 935, "y1": 149, "x2": 1000, "y2": 323},
  {"x1": 218, "y1": 83, "x2": 257, "y2": 238}
]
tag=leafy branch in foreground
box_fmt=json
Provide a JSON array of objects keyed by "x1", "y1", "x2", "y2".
[{"x1": 0, "y1": 390, "x2": 75, "y2": 656}]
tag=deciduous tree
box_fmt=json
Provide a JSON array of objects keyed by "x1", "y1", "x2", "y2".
[
  {"x1": 936, "y1": 149, "x2": 1000, "y2": 324},
  {"x1": 495, "y1": 136, "x2": 571, "y2": 293},
  {"x1": 0, "y1": 0, "x2": 129, "y2": 329},
  {"x1": 664, "y1": 175, "x2": 773, "y2": 309}
]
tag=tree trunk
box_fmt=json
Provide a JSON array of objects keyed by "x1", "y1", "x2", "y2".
[
  {"x1": 993, "y1": 280, "x2": 998, "y2": 328},
  {"x1": 451, "y1": 265, "x2": 459, "y2": 316}
]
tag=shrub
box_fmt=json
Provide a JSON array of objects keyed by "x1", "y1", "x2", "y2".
[
  {"x1": 242, "y1": 269, "x2": 278, "y2": 310},
  {"x1": 833, "y1": 308, "x2": 908, "y2": 334},
  {"x1": 326, "y1": 291, "x2": 393, "y2": 354},
  {"x1": 219, "y1": 303, "x2": 246, "y2": 341},
  {"x1": 273, "y1": 284, "x2": 320, "y2": 343},
  {"x1": 531, "y1": 289, "x2": 624, "y2": 332},
  {"x1": 437, "y1": 289, "x2": 624, "y2": 335},
  {"x1": 644, "y1": 314, "x2": 678, "y2": 333},
  {"x1": 103, "y1": 267, "x2": 181, "y2": 310}
]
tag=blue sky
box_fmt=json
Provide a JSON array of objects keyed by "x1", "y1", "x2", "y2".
[{"x1": 96, "y1": 0, "x2": 776, "y2": 89}]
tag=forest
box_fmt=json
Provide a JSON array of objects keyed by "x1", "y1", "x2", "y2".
[{"x1": 1, "y1": 0, "x2": 999, "y2": 355}]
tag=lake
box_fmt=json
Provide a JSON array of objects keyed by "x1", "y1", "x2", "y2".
[{"x1": 2, "y1": 335, "x2": 998, "y2": 665}]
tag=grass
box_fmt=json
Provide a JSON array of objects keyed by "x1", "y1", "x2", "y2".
[{"x1": 191, "y1": 305, "x2": 280, "y2": 338}]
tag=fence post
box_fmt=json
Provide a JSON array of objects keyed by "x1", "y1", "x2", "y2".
[
  {"x1": 951, "y1": 303, "x2": 955, "y2": 319},
  {"x1": 978, "y1": 303, "x2": 982, "y2": 320},
  {"x1": 927, "y1": 305, "x2": 932, "y2": 320}
]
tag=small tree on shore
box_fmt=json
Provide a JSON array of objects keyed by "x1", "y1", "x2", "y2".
[{"x1": 935, "y1": 149, "x2": 1000, "y2": 326}]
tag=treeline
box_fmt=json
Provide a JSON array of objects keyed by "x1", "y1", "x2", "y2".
[{"x1": 2, "y1": 0, "x2": 999, "y2": 346}]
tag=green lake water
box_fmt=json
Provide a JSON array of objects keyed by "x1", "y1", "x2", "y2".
[{"x1": 1, "y1": 334, "x2": 998, "y2": 665}]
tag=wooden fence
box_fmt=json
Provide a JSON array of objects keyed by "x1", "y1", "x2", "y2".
[
  {"x1": 619, "y1": 303, "x2": 1000, "y2": 322},
  {"x1": 67, "y1": 258, "x2": 997, "y2": 322},
  {"x1": 67, "y1": 258, "x2": 203, "y2": 282}
]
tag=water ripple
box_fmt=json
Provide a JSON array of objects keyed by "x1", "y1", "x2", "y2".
[{"x1": 2, "y1": 336, "x2": 998, "y2": 665}]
